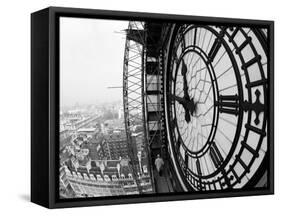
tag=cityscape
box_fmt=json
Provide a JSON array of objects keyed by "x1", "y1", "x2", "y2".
[{"x1": 59, "y1": 101, "x2": 154, "y2": 198}]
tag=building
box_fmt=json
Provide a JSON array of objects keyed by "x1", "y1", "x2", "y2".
[
  {"x1": 60, "y1": 158, "x2": 153, "y2": 198},
  {"x1": 97, "y1": 132, "x2": 131, "y2": 160},
  {"x1": 60, "y1": 129, "x2": 72, "y2": 150},
  {"x1": 131, "y1": 132, "x2": 144, "y2": 153}
]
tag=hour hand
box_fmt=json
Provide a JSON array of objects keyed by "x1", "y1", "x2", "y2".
[
  {"x1": 181, "y1": 60, "x2": 190, "y2": 101},
  {"x1": 171, "y1": 94, "x2": 195, "y2": 110},
  {"x1": 170, "y1": 94, "x2": 192, "y2": 123},
  {"x1": 181, "y1": 59, "x2": 188, "y2": 77},
  {"x1": 171, "y1": 94, "x2": 186, "y2": 106}
]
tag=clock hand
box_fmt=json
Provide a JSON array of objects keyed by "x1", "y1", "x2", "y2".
[
  {"x1": 172, "y1": 95, "x2": 195, "y2": 111},
  {"x1": 181, "y1": 60, "x2": 197, "y2": 115},
  {"x1": 185, "y1": 109, "x2": 191, "y2": 123},
  {"x1": 171, "y1": 94, "x2": 186, "y2": 106},
  {"x1": 170, "y1": 94, "x2": 196, "y2": 123},
  {"x1": 181, "y1": 59, "x2": 191, "y2": 101}
]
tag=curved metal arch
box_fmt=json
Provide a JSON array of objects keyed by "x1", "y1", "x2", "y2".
[{"x1": 123, "y1": 21, "x2": 154, "y2": 194}]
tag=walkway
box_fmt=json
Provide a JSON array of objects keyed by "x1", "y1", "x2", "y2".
[{"x1": 153, "y1": 161, "x2": 174, "y2": 193}]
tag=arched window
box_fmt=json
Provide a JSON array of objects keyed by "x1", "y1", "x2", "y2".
[
  {"x1": 104, "y1": 175, "x2": 111, "y2": 182},
  {"x1": 112, "y1": 175, "x2": 118, "y2": 181}
]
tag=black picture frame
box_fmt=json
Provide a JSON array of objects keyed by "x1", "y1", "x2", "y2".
[{"x1": 31, "y1": 6, "x2": 274, "y2": 209}]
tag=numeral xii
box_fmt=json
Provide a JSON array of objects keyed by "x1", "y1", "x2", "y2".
[{"x1": 215, "y1": 94, "x2": 239, "y2": 116}]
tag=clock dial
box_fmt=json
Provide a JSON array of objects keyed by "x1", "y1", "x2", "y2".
[
  {"x1": 165, "y1": 24, "x2": 268, "y2": 191},
  {"x1": 173, "y1": 49, "x2": 218, "y2": 157}
]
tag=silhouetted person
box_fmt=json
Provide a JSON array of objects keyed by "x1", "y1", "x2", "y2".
[{"x1": 155, "y1": 154, "x2": 164, "y2": 176}]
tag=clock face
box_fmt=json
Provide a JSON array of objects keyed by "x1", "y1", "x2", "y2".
[{"x1": 165, "y1": 24, "x2": 268, "y2": 191}]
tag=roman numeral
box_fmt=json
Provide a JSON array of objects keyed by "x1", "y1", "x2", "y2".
[
  {"x1": 209, "y1": 142, "x2": 223, "y2": 168},
  {"x1": 193, "y1": 28, "x2": 197, "y2": 47},
  {"x1": 208, "y1": 38, "x2": 222, "y2": 63},
  {"x1": 215, "y1": 94, "x2": 239, "y2": 116},
  {"x1": 196, "y1": 159, "x2": 202, "y2": 176},
  {"x1": 184, "y1": 152, "x2": 189, "y2": 170}
]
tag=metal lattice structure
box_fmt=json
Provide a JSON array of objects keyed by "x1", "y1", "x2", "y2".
[
  {"x1": 123, "y1": 21, "x2": 154, "y2": 194},
  {"x1": 143, "y1": 23, "x2": 167, "y2": 161}
]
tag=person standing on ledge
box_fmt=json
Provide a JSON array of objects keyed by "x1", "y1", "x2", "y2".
[{"x1": 155, "y1": 154, "x2": 164, "y2": 176}]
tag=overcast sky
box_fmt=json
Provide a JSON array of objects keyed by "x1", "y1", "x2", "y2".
[{"x1": 60, "y1": 17, "x2": 128, "y2": 107}]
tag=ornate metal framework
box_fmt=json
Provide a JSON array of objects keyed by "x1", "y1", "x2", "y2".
[
  {"x1": 143, "y1": 23, "x2": 167, "y2": 160},
  {"x1": 123, "y1": 21, "x2": 154, "y2": 193}
]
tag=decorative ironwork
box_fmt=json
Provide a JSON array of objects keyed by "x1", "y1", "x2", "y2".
[
  {"x1": 164, "y1": 24, "x2": 268, "y2": 191},
  {"x1": 242, "y1": 89, "x2": 265, "y2": 125},
  {"x1": 123, "y1": 21, "x2": 154, "y2": 194}
]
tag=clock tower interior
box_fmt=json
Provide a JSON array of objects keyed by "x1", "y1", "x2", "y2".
[{"x1": 123, "y1": 21, "x2": 269, "y2": 193}]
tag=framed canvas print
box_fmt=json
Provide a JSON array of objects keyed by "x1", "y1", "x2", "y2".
[{"x1": 31, "y1": 6, "x2": 274, "y2": 208}]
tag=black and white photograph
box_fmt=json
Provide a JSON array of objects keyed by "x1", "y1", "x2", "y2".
[
  {"x1": 58, "y1": 16, "x2": 271, "y2": 199},
  {"x1": 1, "y1": 0, "x2": 280, "y2": 214}
]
